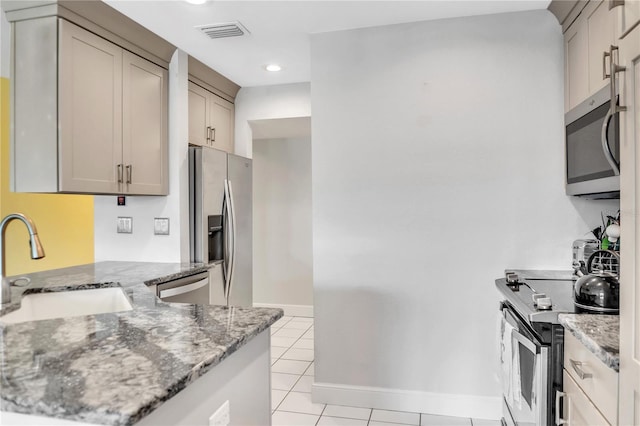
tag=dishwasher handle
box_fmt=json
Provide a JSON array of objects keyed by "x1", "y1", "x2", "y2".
[{"x1": 159, "y1": 277, "x2": 209, "y2": 299}]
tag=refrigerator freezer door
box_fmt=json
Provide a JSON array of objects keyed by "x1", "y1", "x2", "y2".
[
  {"x1": 227, "y1": 154, "x2": 252, "y2": 307},
  {"x1": 190, "y1": 147, "x2": 227, "y2": 263}
]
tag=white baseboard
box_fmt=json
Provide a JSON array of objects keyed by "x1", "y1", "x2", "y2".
[
  {"x1": 312, "y1": 382, "x2": 502, "y2": 420},
  {"x1": 252, "y1": 303, "x2": 314, "y2": 318}
]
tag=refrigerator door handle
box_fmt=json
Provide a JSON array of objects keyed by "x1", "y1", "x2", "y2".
[
  {"x1": 223, "y1": 179, "x2": 235, "y2": 306},
  {"x1": 226, "y1": 179, "x2": 237, "y2": 307}
]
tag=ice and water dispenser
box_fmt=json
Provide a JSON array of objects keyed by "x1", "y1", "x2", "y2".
[{"x1": 207, "y1": 215, "x2": 223, "y2": 263}]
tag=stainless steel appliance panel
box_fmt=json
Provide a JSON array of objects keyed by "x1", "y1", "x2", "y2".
[
  {"x1": 157, "y1": 271, "x2": 209, "y2": 304},
  {"x1": 208, "y1": 263, "x2": 225, "y2": 305},
  {"x1": 190, "y1": 147, "x2": 226, "y2": 263},
  {"x1": 190, "y1": 146, "x2": 253, "y2": 308},
  {"x1": 500, "y1": 306, "x2": 548, "y2": 426},
  {"x1": 565, "y1": 85, "x2": 620, "y2": 198},
  {"x1": 226, "y1": 154, "x2": 252, "y2": 307}
]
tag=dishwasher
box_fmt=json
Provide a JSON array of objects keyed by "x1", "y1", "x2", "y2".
[{"x1": 156, "y1": 270, "x2": 210, "y2": 304}]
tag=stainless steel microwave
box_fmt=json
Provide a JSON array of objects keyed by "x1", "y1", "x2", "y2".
[{"x1": 565, "y1": 85, "x2": 620, "y2": 199}]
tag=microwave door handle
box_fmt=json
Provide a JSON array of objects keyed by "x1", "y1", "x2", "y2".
[{"x1": 601, "y1": 106, "x2": 620, "y2": 176}]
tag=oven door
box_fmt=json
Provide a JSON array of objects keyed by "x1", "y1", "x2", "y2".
[{"x1": 500, "y1": 306, "x2": 548, "y2": 426}]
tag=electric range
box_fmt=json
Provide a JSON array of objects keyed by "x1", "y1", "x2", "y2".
[{"x1": 495, "y1": 270, "x2": 576, "y2": 426}]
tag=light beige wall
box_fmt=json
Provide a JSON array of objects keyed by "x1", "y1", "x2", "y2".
[{"x1": 253, "y1": 136, "x2": 313, "y2": 309}]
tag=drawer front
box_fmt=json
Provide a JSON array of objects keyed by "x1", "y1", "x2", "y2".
[
  {"x1": 564, "y1": 331, "x2": 618, "y2": 424},
  {"x1": 562, "y1": 371, "x2": 610, "y2": 426}
]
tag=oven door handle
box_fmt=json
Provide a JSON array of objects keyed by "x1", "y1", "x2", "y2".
[
  {"x1": 159, "y1": 278, "x2": 209, "y2": 299},
  {"x1": 511, "y1": 328, "x2": 539, "y2": 354}
]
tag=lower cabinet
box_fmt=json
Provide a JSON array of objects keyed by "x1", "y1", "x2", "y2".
[
  {"x1": 557, "y1": 332, "x2": 618, "y2": 426},
  {"x1": 559, "y1": 371, "x2": 610, "y2": 426}
]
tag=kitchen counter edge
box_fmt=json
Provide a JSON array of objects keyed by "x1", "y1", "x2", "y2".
[
  {"x1": 558, "y1": 313, "x2": 619, "y2": 372},
  {"x1": 0, "y1": 261, "x2": 283, "y2": 426}
]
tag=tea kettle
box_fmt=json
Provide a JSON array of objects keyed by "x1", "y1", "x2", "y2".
[{"x1": 573, "y1": 250, "x2": 620, "y2": 313}]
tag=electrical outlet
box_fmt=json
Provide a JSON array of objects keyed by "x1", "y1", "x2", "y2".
[
  {"x1": 117, "y1": 217, "x2": 133, "y2": 234},
  {"x1": 154, "y1": 218, "x2": 170, "y2": 235},
  {"x1": 209, "y1": 400, "x2": 230, "y2": 426}
]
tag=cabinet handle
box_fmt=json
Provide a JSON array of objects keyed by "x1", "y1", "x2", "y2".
[
  {"x1": 555, "y1": 391, "x2": 568, "y2": 425},
  {"x1": 117, "y1": 164, "x2": 123, "y2": 184},
  {"x1": 126, "y1": 165, "x2": 132, "y2": 184},
  {"x1": 211, "y1": 127, "x2": 216, "y2": 142},
  {"x1": 603, "y1": 50, "x2": 611, "y2": 79},
  {"x1": 569, "y1": 359, "x2": 593, "y2": 380},
  {"x1": 207, "y1": 126, "x2": 211, "y2": 144},
  {"x1": 608, "y1": 45, "x2": 627, "y2": 113}
]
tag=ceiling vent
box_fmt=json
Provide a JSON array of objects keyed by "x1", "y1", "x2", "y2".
[{"x1": 196, "y1": 22, "x2": 250, "y2": 39}]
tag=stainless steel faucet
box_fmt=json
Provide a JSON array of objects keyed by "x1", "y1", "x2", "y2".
[{"x1": 1, "y1": 213, "x2": 45, "y2": 305}]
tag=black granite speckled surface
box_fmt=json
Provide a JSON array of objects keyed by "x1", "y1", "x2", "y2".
[
  {"x1": 558, "y1": 314, "x2": 619, "y2": 372},
  {"x1": 0, "y1": 262, "x2": 283, "y2": 425}
]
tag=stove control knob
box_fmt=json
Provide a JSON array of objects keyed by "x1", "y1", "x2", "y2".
[
  {"x1": 537, "y1": 297, "x2": 553, "y2": 310},
  {"x1": 532, "y1": 293, "x2": 547, "y2": 304}
]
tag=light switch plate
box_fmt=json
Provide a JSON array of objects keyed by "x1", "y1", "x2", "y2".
[
  {"x1": 154, "y1": 218, "x2": 170, "y2": 235},
  {"x1": 117, "y1": 217, "x2": 133, "y2": 234}
]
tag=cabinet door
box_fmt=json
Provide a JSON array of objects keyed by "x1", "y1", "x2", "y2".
[
  {"x1": 586, "y1": 0, "x2": 616, "y2": 95},
  {"x1": 618, "y1": 22, "x2": 640, "y2": 426},
  {"x1": 188, "y1": 82, "x2": 210, "y2": 147},
  {"x1": 618, "y1": 0, "x2": 640, "y2": 38},
  {"x1": 58, "y1": 19, "x2": 122, "y2": 193},
  {"x1": 561, "y1": 371, "x2": 610, "y2": 426},
  {"x1": 122, "y1": 51, "x2": 168, "y2": 195},
  {"x1": 565, "y1": 19, "x2": 590, "y2": 111},
  {"x1": 209, "y1": 94, "x2": 234, "y2": 154}
]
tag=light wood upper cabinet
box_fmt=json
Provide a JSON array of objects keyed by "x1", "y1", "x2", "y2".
[
  {"x1": 188, "y1": 82, "x2": 210, "y2": 147},
  {"x1": 565, "y1": 18, "x2": 589, "y2": 111},
  {"x1": 210, "y1": 95, "x2": 234, "y2": 154},
  {"x1": 12, "y1": 17, "x2": 168, "y2": 195},
  {"x1": 188, "y1": 81, "x2": 235, "y2": 154},
  {"x1": 564, "y1": 0, "x2": 616, "y2": 112},
  {"x1": 59, "y1": 19, "x2": 123, "y2": 193},
  {"x1": 122, "y1": 51, "x2": 168, "y2": 195},
  {"x1": 586, "y1": 1, "x2": 617, "y2": 94}
]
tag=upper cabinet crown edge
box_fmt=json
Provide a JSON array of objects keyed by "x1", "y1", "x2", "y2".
[{"x1": 2, "y1": 0, "x2": 176, "y2": 69}]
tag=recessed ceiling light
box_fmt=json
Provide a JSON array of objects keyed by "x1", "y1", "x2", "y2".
[
  {"x1": 265, "y1": 64, "x2": 282, "y2": 72},
  {"x1": 184, "y1": 0, "x2": 207, "y2": 4}
]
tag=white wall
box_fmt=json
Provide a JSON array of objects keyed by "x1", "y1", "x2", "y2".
[
  {"x1": 234, "y1": 83, "x2": 311, "y2": 158},
  {"x1": 253, "y1": 136, "x2": 313, "y2": 311},
  {"x1": 310, "y1": 10, "x2": 619, "y2": 419},
  {"x1": 94, "y1": 49, "x2": 190, "y2": 263}
]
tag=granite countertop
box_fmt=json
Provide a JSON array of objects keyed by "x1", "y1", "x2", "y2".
[
  {"x1": 0, "y1": 261, "x2": 283, "y2": 425},
  {"x1": 558, "y1": 314, "x2": 619, "y2": 372}
]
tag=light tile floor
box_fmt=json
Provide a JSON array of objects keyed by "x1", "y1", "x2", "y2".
[{"x1": 270, "y1": 316, "x2": 501, "y2": 426}]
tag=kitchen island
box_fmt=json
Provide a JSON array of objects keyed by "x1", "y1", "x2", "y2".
[{"x1": 0, "y1": 262, "x2": 282, "y2": 425}]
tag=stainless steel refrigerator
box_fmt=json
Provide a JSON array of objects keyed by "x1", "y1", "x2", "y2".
[{"x1": 189, "y1": 146, "x2": 252, "y2": 307}]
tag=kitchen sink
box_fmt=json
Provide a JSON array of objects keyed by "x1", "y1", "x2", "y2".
[{"x1": 0, "y1": 287, "x2": 133, "y2": 324}]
